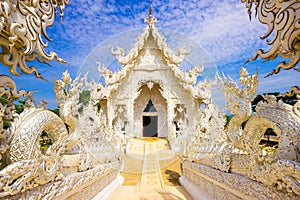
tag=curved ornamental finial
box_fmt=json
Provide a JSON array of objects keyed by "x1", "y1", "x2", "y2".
[{"x1": 144, "y1": 0, "x2": 157, "y2": 28}]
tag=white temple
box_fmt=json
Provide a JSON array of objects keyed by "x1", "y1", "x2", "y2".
[
  {"x1": 0, "y1": 1, "x2": 299, "y2": 199},
  {"x1": 97, "y1": 8, "x2": 207, "y2": 145}
]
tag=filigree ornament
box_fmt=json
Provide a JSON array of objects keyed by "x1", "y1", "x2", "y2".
[
  {"x1": 0, "y1": 159, "x2": 63, "y2": 197},
  {"x1": 0, "y1": 0, "x2": 69, "y2": 80},
  {"x1": 242, "y1": 0, "x2": 300, "y2": 77},
  {"x1": 54, "y1": 70, "x2": 87, "y2": 112},
  {"x1": 76, "y1": 102, "x2": 120, "y2": 168},
  {"x1": 192, "y1": 79, "x2": 214, "y2": 102},
  {"x1": 187, "y1": 101, "x2": 231, "y2": 172},
  {"x1": 182, "y1": 161, "x2": 299, "y2": 199}
]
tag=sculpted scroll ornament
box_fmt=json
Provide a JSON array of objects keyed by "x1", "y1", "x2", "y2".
[
  {"x1": 97, "y1": 62, "x2": 125, "y2": 86},
  {"x1": 0, "y1": 159, "x2": 63, "y2": 197},
  {"x1": 242, "y1": 96, "x2": 300, "y2": 195},
  {"x1": 241, "y1": 0, "x2": 300, "y2": 77},
  {"x1": 54, "y1": 70, "x2": 121, "y2": 166},
  {"x1": 192, "y1": 79, "x2": 214, "y2": 102},
  {"x1": 0, "y1": 0, "x2": 69, "y2": 80},
  {"x1": 187, "y1": 102, "x2": 231, "y2": 172},
  {"x1": 0, "y1": 2, "x2": 71, "y2": 191},
  {"x1": 54, "y1": 70, "x2": 87, "y2": 132},
  {"x1": 187, "y1": 67, "x2": 300, "y2": 195},
  {"x1": 85, "y1": 79, "x2": 108, "y2": 102},
  {"x1": 77, "y1": 102, "x2": 119, "y2": 167},
  {"x1": 182, "y1": 161, "x2": 299, "y2": 200}
]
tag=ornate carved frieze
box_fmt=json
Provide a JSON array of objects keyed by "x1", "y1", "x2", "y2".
[
  {"x1": 9, "y1": 163, "x2": 120, "y2": 199},
  {"x1": 182, "y1": 161, "x2": 299, "y2": 200}
]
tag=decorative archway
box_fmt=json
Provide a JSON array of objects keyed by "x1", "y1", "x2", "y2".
[{"x1": 133, "y1": 84, "x2": 168, "y2": 138}]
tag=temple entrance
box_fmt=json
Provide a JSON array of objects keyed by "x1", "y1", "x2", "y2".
[
  {"x1": 133, "y1": 84, "x2": 168, "y2": 138},
  {"x1": 143, "y1": 115, "x2": 158, "y2": 137},
  {"x1": 142, "y1": 99, "x2": 158, "y2": 137}
]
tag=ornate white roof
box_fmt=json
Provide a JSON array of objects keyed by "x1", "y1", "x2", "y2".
[
  {"x1": 97, "y1": 11, "x2": 212, "y2": 101},
  {"x1": 110, "y1": 24, "x2": 189, "y2": 67},
  {"x1": 99, "y1": 16, "x2": 198, "y2": 83}
]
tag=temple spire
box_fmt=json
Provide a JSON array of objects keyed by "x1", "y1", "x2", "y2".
[
  {"x1": 144, "y1": 0, "x2": 157, "y2": 28},
  {"x1": 149, "y1": 0, "x2": 153, "y2": 16}
]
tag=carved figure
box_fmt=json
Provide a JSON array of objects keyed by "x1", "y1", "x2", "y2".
[{"x1": 217, "y1": 68, "x2": 258, "y2": 149}]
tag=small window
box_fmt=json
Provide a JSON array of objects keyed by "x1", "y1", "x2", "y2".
[{"x1": 143, "y1": 99, "x2": 157, "y2": 112}]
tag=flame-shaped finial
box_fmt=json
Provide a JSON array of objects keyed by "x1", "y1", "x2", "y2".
[
  {"x1": 145, "y1": 0, "x2": 157, "y2": 28},
  {"x1": 149, "y1": 0, "x2": 153, "y2": 16}
]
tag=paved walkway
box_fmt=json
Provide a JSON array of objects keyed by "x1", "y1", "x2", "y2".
[{"x1": 110, "y1": 138, "x2": 192, "y2": 200}]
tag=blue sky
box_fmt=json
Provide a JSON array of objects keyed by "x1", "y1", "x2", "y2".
[{"x1": 2, "y1": 0, "x2": 299, "y2": 109}]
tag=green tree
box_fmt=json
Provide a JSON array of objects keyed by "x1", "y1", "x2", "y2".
[
  {"x1": 0, "y1": 96, "x2": 26, "y2": 129},
  {"x1": 49, "y1": 108, "x2": 60, "y2": 116},
  {"x1": 224, "y1": 114, "x2": 232, "y2": 129},
  {"x1": 79, "y1": 90, "x2": 90, "y2": 105}
]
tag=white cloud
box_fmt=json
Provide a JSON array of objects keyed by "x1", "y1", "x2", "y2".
[
  {"x1": 48, "y1": 0, "x2": 268, "y2": 71},
  {"x1": 258, "y1": 70, "x2": 300, "y2": 94}
]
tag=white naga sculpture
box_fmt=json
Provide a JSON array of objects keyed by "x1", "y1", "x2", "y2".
[
  {"x1": 184, "y1": 68, "x2": 300, "y2": 198},
  {"x1": 181, "y1": 1, "x2": 300, "y2": 198},
  {"x1": 0, "y1": 70, "x2": 121, "y2": 198}
]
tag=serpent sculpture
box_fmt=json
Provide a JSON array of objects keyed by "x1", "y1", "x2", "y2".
[{"x1": 219, "y1": 68, "x2": 299, "y2": 194}]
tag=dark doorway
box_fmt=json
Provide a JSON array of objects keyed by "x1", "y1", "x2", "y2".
[{"x1": 143, "y1": 116, "x2": 158, "y2": 137}]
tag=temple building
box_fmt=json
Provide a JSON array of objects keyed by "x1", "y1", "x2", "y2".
[
  {"x1": 1, "y1": 1, "x2": 299, "y2": 199},
  {"x1": 96, "y1": 7, "x2": 209, "y2": 146}
]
